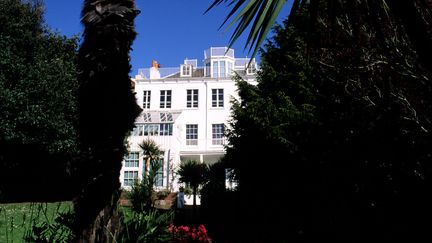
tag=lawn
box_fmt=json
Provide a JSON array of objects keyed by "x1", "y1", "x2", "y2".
[{"x1": 0, "y1": 201, "x2": 72, "y2": 243}]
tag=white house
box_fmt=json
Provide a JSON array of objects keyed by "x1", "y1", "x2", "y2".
[{"x1": 119, "y1": 47, "x2": 258, "y2": 194}]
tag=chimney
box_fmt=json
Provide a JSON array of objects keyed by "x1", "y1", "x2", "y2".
[
  {"x1": 152, "y1": 60, "x2": 160, "y2": 69},
  {"x1": 150, "y1": 60, "x2": 161, "y2": 79}
]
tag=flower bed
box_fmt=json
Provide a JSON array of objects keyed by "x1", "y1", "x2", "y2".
[{"x1": 168, "y1": 224, "x2": 212, "y2": 243}]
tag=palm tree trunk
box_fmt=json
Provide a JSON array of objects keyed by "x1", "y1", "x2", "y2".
[
  {"x1": 74, "y1": 0, "x2": 141, "y2": 241},
  {"x1": 193, "y1": 185, "x2": 197, "y2": 224},
  {"x1": 146, "y1": 157, "x2": 151, "y2": 176}
]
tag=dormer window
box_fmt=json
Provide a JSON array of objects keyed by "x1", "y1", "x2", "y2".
[
  {"x1": 246, "y1": 62, "x2": 256, "y2": 75},
  {"x1": 181, "y1": 64, "x2": 192, "y2": 77}
]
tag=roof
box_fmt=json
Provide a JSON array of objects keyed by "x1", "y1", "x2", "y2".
[{"x1": 165, "y1": 68, "x2": 205, "y2": 78}]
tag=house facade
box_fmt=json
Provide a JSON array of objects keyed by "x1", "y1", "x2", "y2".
[{"x1": 120, "y1": 47, "x2": 258, "y2": 191}]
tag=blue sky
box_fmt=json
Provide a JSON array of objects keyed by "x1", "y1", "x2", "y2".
[{"x1": 43, "y1": 0, "x2": 291, "y2": 75}]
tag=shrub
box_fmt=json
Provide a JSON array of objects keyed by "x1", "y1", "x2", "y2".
[
  {"x1": 127, "y1": 160, "x2": 162, "y2": 213},
  {"x1": 119, "y1": 209, "x2": 173, "y2": 243}
]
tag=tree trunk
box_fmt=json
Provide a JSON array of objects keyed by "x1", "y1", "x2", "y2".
[
  {"x1": 74, "y1": 0, "x2": 141, "y2": 241},
  {"x1": 193, "y1": 185, "x2": 197, "y2": 224}
]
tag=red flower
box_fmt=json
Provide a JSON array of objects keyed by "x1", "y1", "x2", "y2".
[{"x1": 168, "y1": 224, "x2": 211, "y2": 243}]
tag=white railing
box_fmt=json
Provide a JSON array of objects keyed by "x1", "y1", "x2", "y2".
[
  {"x1": 137, "y1": 67, "x2": 180, "y2": 79},
  {"x1": 204, "y1": 47, "x2": 234, "y2": 59}
]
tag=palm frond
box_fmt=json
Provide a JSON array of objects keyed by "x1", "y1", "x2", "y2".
[
  {"x1": 139, "y1": 138, "x2": 163, "y2": 158},
  {"x1": 206, "y1": 0, "x2": 288, "y2": 60}
]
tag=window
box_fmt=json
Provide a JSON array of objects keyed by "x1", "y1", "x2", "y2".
[
  {"x1": 160, "y1": 112, "x2": 173, "y2": 122},
  {"x1": 213, "y1": 61, "x2": 218, "y2": 78},
  {"x1": 220, "y1": 61, "x2": 226, "y2": 77},
  {"x1": 181, "y1": 64, "x2": 192, "y2": 77},
  {"x1": 246, "y1": 62, "x2": 257, "y2": 75},
  {"x1": 212, "y1": 61, "x2": 227, "y2": 78},
  {"x1": 212, "y1": 124, "x2": 225, "y2": 145},
  {"x1": 212, "y1": 89, "x2": 224, "y2": 108},
  {"x1": 228, "y1": 62, "x2": 233, "y2": 76},
  {"x1": 124, "y1": 171, "x2": 138, "y2": 186},
  {"x1": 132, "y1": 124, "x2": 143, "y2": 136},
  {"x1": 205, "y1": 62, "x2": 211, "y2": 77},
  {"x1": 186, "y1": 89, "x2": 198, "y2": 108},
  {"x1": 144, "y1": 124, "x2": 159, "y2": 136},
  {"x1": 186, "y1": 124, "x2": 198, "y2": 145},
  {"x1": 154, "y1": 159, "x2": 164, "y2": 187},
  {"x1": 159, "y1": 123, "x2": 173, "y2": 136},
  {"x1": 143, "y1": 90, "x2": 151, "y2": 109},
  {"x1": 134, "y1": 123, "x2": 171, "y2": 136},
  {"x1": 143, "y1": 113, "x2": 152, "y2": 122},
  {"x1": 124, "y1": 152, "x2": 139, "y2": 167},
  {"x1": 160, "y1": 90, "x2": 172, "y2": 108}
]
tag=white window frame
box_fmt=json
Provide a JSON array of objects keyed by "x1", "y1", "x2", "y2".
[
  {"x1": 160, "y1": 90, "x2": 172, "y2": 109},
  {"x1": 212, "y1": 89, "x2": 224, "y2": 108},
  {"x1": 212, "y1": 61, "x2": 219, "y2": 78},
  {"x1": 227, "y1": 61, "x2": 234, "y2": 76},
  {"x1": 144, "y1": 124, "x2": 159, "y2": 136},
  {"x1": 160, "y1": 112, "x2": 173, "y2": 122},
  {"x1": 159, "y1": 123, "x2": 173, "y2": 136},
  {"x1": 186, "y1": 89, "x2": 199, "y2": 108},
  {"x1": 143, "y1": 90, "x2": 151, "y2": 109},
  {"x1": 132, "y1": 124, "x2": 143, "y2": 136},
  {"x1": 124, "y1": 152, "x2": 139, "y2": 167},
  {"x1": 205, "y1": 62, "x2": 211, "y2": 77},
  {"x1": 124, "y1": 171, "x2": 138, "y2": 186},
  {"x1": 212, "y1": 124, "x2": 225, "y2": 145},
  {"x1": 154, "y1": 158, "x2": 164, "y2": 187},
  {"x1": 143, "y1": 113, "x2": 152, "y2": 122},
  {"x1": 220, "y1": 61, "x2": 226, "y2": 77},
  {"x1": 180, "y1": 64, "x2": 192, "y2": 77},
  {"x1": 212, "y1": 60, "x2": 227, "y2": 78},
  {"x1": 186, "y1": 124, "x2": 198, "y2": 146}
]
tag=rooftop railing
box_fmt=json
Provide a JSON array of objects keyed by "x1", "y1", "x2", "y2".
[
  {"x1": 204, "y1": 47, "x2": 234, "y2": 59},
  {"x1": 137, "y1": 67, "x2": 180, "y2": 79},
  {"x1": 235, "y1": 57, "x2": 256, "y2": 67}
]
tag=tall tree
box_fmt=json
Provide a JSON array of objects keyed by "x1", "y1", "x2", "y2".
[
  {"x1": 224, "y1": 2, "x2": 432, "y2": 240},
  {"x1": 73, "y1": 0, "x2": 141, "y2": 241},
  {"x1": 0, "y1": 0, "x2": 79, "y2": 202}
]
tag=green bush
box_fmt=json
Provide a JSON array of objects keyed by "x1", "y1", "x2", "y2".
[
  {"x1": 127, "y1": 160, "x2": 162, "y2": 213},
  {"x1": 24, "y1": 211, "x2": 75, "y2": 243},
  {"x1": 119, "y1": 209, "x2": 173, "y2": 243}
]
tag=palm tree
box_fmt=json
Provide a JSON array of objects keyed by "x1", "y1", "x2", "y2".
[
  {"x1": 124, "y1": 138, "x2": 164, "y2": 213},
  {"x1": 74, "y1": 0, "x2": 141, "y2": 241},
  {"x1": 206, "y1": 0, "x2": 288, "y2": 59},
  {"x1": 139, "y1": 138, "x2": 164, "y2": 176},
  {"x1": 177, "y1": 160, "x2": 209, "y2": 215}
]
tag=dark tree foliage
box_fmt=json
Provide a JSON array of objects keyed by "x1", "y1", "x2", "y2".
[
  {"x1": 222, "y1": 2, "x2": 432, "y2": 242},
  {"x1": 0, "y1": 0, "x2": 79, "y2": 202},
  {"x1": 200, "y1": 160, "x2": 236, "y2": 242},
  {"x1": 178, "y1": 160, "x2": 209, "y2": 210},
  {"x1": 73, "y1": 0, "x2": 141, "y2": 240}
]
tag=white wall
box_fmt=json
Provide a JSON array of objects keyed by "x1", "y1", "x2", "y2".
[{"x1": 120, "y1": 48, "x2": 257, "y2": 191}]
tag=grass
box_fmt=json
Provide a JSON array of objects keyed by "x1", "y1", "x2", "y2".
[{"x1": 0, "y1": 201, "x2": 72, "y2": 243}]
